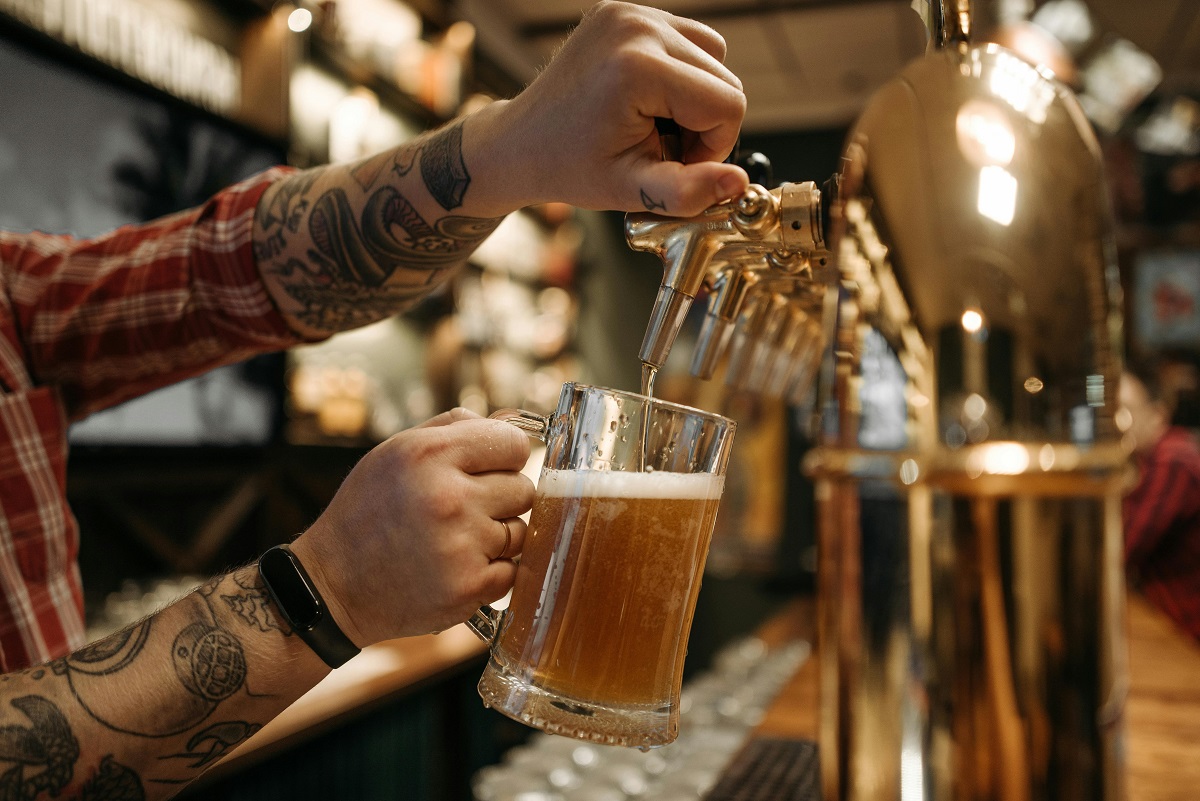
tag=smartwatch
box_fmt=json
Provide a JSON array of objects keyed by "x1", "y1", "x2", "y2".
[{"x1": 258, "y1": 544, "x2": 361, "y2": 669}]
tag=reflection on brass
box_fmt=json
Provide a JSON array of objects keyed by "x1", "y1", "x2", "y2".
[
  {"x1": 624, "y1": 0, "x2": 1129, "y2": 797},
  {"x1": 812, "y1": 10, "x2": 1128, "y2": 795}
]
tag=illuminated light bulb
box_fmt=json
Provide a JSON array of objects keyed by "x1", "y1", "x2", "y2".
[
  {"x1": 981, "y1": 443, "x2": 1030, "y2": 475},
  {"x1": 964, "y1": 393, "x2": 987, "y2": 420},
  {"x1": 1039, "y1": 443, "x2": 1056, "y2": 471},
  {"x1": 288, "y1": 7, "x2": 312, "y2": 32}
]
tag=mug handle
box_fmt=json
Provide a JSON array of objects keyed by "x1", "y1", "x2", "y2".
[{"x1": 465, "y1": 408, "x2": 550, "y2": 644}]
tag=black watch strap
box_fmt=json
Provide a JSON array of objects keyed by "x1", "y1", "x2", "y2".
[{"x1": 258, "y1": 544, "x2": 361, "y2": 669}]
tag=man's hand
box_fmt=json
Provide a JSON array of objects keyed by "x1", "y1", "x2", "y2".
[
  {"x1": 291, "y1": 409, "x2": 534, "y2": 645},
  {"x1": 470, "y1": 0, "x2": 750, "y2": 217},
  {"x1": 254, "y1": 1, "x2": 750, "y2": 338}
]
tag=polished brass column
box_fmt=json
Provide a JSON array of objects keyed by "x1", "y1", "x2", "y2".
[{"x1": 808, "y1": 23, "x2": 1129, "y2": 801}]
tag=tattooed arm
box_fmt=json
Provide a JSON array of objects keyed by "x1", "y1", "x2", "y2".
[
  {"x1": 253, "y1": 0, "x2": 748, "y2": 339},
  {"x1": 0, "y1": 566, "x2": 329, "y2": 800},
  {"x1": 0, "y1": 408, "x2": 533, "y2": 800}
]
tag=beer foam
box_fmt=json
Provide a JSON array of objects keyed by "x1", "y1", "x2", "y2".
[{"x1": 537, "y1": 468, "x2": 724, "y2": 500}]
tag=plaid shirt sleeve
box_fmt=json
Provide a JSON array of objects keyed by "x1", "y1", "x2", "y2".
[
  {"x1": 0, "y1": 166, "x2": 315, "y2": 668},
  {"x1": 0, "y1": 166, "x2": 313, "y2": 420}
]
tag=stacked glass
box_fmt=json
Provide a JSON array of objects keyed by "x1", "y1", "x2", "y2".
[{"x1": 472, "y1": 635, "x2": 810, "y2": 801}]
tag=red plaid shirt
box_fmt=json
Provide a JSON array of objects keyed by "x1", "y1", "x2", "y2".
[
  {"x1": 1124, "y1": 426, "x2": 1200, "y2": 641},
  {"x1": 0, "y1": 167, "x2": 304, "y2": 670}
]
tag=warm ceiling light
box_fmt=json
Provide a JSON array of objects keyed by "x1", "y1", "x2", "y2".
[
  {"x1": 288, "y1": 7, "x2": 313, "y2": 32},
  {"x1": 964, "y1": 393, "x2": 987, "y2": 421},
  {"x1": 975, "y1": 443, "x2": 1030, "y2": 475},
  {"x1": 961, "y1": 309, "x2": 983, "y2": 333}
]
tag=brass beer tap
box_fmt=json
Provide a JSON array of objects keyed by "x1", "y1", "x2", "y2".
[{"x1": 626, "y1": 178, "x2": 834, "y2": 379}]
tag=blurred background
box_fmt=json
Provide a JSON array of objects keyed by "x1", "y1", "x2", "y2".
[{"x1": 1, "y1": 0, "x2": 1198, "y2": 798}]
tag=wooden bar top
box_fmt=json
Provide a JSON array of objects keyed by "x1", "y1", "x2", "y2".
[
  {"x1": 748, "y1": 592, "x2": 1200, "y2": 801},
  {"x1": 209, "y1": 623, "x2": 487, "y2": 776},
  {"x1": 1124, "y1": 594, "x2": 1200, "y2": 801}
]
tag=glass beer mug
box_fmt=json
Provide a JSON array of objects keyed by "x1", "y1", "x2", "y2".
[{"x1": 467, "y1": 383, "x2": 736, "y2": 748}]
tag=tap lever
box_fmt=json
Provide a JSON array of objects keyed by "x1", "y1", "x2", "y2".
[
  {"x1": 655, "y1": 117, "x2": 683, "y2": 162},
  {"x1": 739, "y1": 152, "x2": 774, "y2": 189}
]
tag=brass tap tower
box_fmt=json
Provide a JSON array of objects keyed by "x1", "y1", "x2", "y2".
[
  {"x1": 627, "y1": 179, "x2": 835, "y2": 401},
  {"x1": 625, "y1": 1, "x2": 1129, "y2": 799}
]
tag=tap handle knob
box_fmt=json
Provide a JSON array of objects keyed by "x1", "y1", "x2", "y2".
[
  {"x1": 739, "y1": 152, "x2": 774, "y2": 188},
  {"x1": 821, "y1": 172, "x2": 841, "y2": 252},
  {"x1": 655, "y1": 117, "x2": 683, "y2": 162},
  {"x1": 732, "y1": 184, "x2": 778, "y2": 237}
]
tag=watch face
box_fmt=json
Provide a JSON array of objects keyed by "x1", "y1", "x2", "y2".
[{"x1": 260, "y1": 547, "x2": 322, "y2": 630}]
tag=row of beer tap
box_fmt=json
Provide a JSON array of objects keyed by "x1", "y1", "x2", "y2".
[{"x1": 625, "y1": 156, "x2": 841, "y2": 407}]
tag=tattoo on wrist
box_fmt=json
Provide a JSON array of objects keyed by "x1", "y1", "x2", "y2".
[{"x1": 222, "y1": 570, "x2": 292, "y2": 635}]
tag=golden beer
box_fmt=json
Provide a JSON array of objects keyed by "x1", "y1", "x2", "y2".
[
  {"x1": 472, "y1": 382, "x2": 735, "y2": 747},
  {"x1": 493, "y1": 469, "x2": 723, "y2": 712}
]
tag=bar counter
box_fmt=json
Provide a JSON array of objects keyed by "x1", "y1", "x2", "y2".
[
  {"x1": 187, "y1": 623, "x2": 490, "y2": 794},
  {"x1": 734, "y1": 592, "x2": 1200, "y2": 801},
  {"x1": 198, "y1": 589, "x2": 1198, "y2": 799}
]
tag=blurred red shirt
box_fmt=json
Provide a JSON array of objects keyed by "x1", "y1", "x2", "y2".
[{"x1": 1123, "y1": 425, "x2": 1200, "y2": 641}]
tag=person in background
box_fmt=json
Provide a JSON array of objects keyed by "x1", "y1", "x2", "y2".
[
  {"x1": 1158, "y1": 349, "x2": 1200, "y2": 430},
  {"x1": 1119, "y1": 361, "x2": 1200, "y2": 641},
  {"x1": 0, "y1": 2, "x2": 750, "y2": 797}
]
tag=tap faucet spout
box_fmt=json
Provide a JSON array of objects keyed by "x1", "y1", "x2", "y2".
[{"x1": 627, "y1": 181, "x2": 832, "y2": 373}]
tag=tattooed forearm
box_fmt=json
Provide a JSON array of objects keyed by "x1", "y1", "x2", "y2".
[
  {"x1": 52, "y1": 599, "x2": 250, "y2": 739},
  {"x1": 0, "y1": 567, "x2": 325, "y2": 799},
  {"x1": 255, "y1": 121, "x2": 504, "y2": 336},
  {"x1": 0, "y1": 693, "x2": 146, "y2": 800},
  {"x1": 420, "y1": 121, "x2": 470, "y2": 210},
  {"x1": 221, "y1": 572, "x2": 291, "y2": 636},
  {"x1": 158, "y1": 720, "x2": 262, "y2": 770}
]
